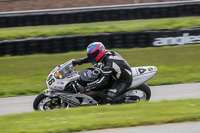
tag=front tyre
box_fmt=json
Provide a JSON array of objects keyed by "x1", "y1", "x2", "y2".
[
  {"x1": 33, "y1": 93, "x2": 66, "y2": 111},
  {"x1": 124, "y1": 83, "x2": 151, "y2": 103}
]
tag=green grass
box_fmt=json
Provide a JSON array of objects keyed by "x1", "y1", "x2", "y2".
[
  {"x1": 0, "y1": 44, "x2": 200, "y2": 97},
  {"x1": 0, "y1": 16, "x2": 200, "y2": 40},
  {"x1": 0, "y1": 98, "x2": 200, "y2": 133}
]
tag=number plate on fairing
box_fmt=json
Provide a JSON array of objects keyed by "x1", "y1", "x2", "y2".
[{"x1": 132, "y1": 66, "x2": 157, "y2": 76}]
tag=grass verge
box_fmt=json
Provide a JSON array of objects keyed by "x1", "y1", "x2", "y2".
[
  {"x1": 0, "y1": 98, "x2": 200, "y2": 133},
  {"x1": 0, "y1": 44, "x2": 200, "y2": 97},
  {"x1": 0, "y1": 16, "x2": 200, "y2": 40}
]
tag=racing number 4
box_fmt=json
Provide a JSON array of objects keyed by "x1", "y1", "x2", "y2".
[{"x1": 138, "y1": 68, "x2": 146, "y2": 74}]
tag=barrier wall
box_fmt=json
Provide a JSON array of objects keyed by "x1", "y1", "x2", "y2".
[
  {"x1": 0, "y1": 1, "x2": 200, "y2": 28},
  {"x1": 0, "y1": 27, "x2": 200, "y2": 56}
]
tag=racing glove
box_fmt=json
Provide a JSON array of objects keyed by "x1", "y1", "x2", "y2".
[
  {"x1": 75, "y1": 82, "x2": 91, "y2": 94},
  {"x1": 78, "y1": 86, "x2": 91, "y2": 94},
  {"x1": 72, "y1": 59, "x2": 82, "y2": 66}
]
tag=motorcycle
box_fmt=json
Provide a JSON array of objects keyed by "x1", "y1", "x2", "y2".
[{"x1": 33, "y1": 59, "x2": 157, "y2": 111}]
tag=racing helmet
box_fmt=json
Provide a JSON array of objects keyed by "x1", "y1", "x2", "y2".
[{"x1": 86, "y1": 42, "x2": 106, "y2": 64}]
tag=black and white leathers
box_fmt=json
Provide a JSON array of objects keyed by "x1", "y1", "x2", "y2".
[{"x1": 79, "y1": 50, "x2": 133, "y2": 97}]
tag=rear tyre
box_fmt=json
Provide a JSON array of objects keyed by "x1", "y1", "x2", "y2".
[{"x1": 124, "y1": 83, "x2": 151, "y2": 103}]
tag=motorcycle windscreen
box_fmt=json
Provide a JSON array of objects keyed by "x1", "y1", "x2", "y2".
[{"x1": 54, "y1": 62, "x2": 75, "y2": 79}]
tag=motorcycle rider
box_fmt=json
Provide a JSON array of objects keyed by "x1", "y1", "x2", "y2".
[{"x1": 72, "y1": 42, "x2": 133, "y2": 103}]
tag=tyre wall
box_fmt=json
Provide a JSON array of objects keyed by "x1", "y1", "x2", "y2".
[
  {"x1": 0, "y1": 27, "x2": 200, "y2": 56},
  {"x1": 0, "y1": 1, "x2": 200, "y2": 28}
]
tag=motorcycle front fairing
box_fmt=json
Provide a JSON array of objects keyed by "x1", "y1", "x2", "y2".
[
  {"x1": 44, "y1": 60, "x2": 77, "y2": 96},
  {"x1": 43, "y1": 59, "x2": 98, "y2": 107},
  {"x1": 46, "y1": 59, "x2": 80, "y2": 91}
]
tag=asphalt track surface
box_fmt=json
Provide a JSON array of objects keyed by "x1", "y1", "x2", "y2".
[{"x1": 0, "y1": 82, "x2": 200, "y2": 115}]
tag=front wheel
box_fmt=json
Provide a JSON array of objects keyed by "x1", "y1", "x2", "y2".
[
  {"x1": 124, "y1": 83, "x2": 151, "y2": 103},
  {"x1": 33, "y1": 93, "x2": 66, "y2": 111}
]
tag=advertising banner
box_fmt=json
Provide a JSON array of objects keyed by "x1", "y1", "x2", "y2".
[{"x1": 149, "y1": 27, "x2": 200, "y2": 46}]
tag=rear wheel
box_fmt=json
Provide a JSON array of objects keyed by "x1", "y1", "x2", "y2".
[
  {"x1": 33, "y1": 93, "x2": 66, "y2": 111},
  {"x1": 124, "y1": 83, "x2": 151, "y2": 103}
]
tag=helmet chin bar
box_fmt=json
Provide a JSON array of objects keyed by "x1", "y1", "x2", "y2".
[{"x1": 99, "y1": 54, "x2": 106, "y2": 63}]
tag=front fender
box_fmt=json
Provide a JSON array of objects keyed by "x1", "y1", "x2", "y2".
[
  {"x1": 43, "y1": 89, "x2": 72, "y2": 97},
  {"x1": 43, "y1": 89, "x2": 54, "y2": 97}
]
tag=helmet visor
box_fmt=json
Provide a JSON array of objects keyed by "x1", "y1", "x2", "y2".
[{"x1": 87, "y1": 50, "x2": 100, "y2": 64}]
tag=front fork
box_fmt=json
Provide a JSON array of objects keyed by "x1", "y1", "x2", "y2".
[{"x1": 43, "y1": 89, "x2": 68, "y2": 108}]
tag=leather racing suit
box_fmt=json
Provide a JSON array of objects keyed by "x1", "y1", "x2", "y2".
[{"x1": 74, "y1": 51, "x2": 133, "y2": 103}]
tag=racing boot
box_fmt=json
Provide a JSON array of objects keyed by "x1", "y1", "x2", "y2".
[
  {"x1": 113, "y1": 94, "x2": 126, "y2": 103},
  {"x1": 106, "y1": 91, "x2": 125, "y2": 104}
]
